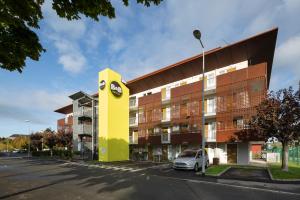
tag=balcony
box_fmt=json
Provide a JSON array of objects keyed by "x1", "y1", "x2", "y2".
[
  {"x1": 77, "y1": 123, "x2": 92, "y2": 136},
  {"x1": 129, "y1": 99, "x2": 138, "y2": 110},
  {"x1": 129, "y1": 117, "x2": 138, "y2": 127},
  {"x1": 161, "y1": 133, "x2": 171, "y2": 144},
  {"x1": 161, "y1": 107, "x2": 171, "y2": 122},
  {"x1": 161, "y1": 88, "x2": 171, "y2": 104},
  {"x1": 78, "y1": 107, "x2": 92, "y2": 121},
  {"x1": 206, "y1": 123, "x2": 216, "y2": 142},
  {"x1": 129, "y1": 131, "x2": 138, "y2": 144}
]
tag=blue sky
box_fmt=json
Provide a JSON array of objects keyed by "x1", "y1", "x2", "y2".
[{"x1": 0, "y1": 0, "x2": 299, "y2": 137}]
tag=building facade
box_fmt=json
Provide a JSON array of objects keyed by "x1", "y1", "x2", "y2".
[{"x1": 54, "y1": 28, "x2": 278, "y2": 164}]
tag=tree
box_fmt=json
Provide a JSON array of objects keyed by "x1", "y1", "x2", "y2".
[
  {"x1": 0, "y1": 0, "x2": 162, "y2": 72},
  {"x1": 30, "y1": 132, "x2": 43, "y2": 151},
  {"x1": 43, "y1": 128, "x2": 56, "y2": 157},
  {"x1": 11, "y1": 136, "x2": 28, "y2": 150},
  {"x1": 235, "y1": 87, "x2": 300, "y2": 171},
  {"x1": 57, "y1": 130, "x2": 73, "y2": 151}
]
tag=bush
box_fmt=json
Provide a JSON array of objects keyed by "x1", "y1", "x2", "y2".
[{"x1": 32, "y1": 149, "x2": 73, "y2": 159}]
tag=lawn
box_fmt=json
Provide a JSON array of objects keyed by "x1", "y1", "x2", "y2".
[
  {"x1": 268, "y1": 162, "x2": 300, "y2": 180},
  {"x1": 206, "y1": 165, "x2": 230, "y2": 176}
]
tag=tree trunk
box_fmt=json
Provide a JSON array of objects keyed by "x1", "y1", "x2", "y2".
[
  {"x1": 281, "y1": 141, "x2": 289, "y2": 171},
  {"x1": 50, "y1": 149, "x2": 53, "y2": 157}
]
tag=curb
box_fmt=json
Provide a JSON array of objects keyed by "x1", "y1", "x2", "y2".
[
  {"x1": 206, "y1": 166, "x2": 232, "y2": 177},
  {"x1": 267, "y1": 167, "x2": 300, "y2": 183}
]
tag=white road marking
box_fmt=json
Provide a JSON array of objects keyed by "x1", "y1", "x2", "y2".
[{"x1": 151, "y1": 174, "x2": 300, "y2": 196}]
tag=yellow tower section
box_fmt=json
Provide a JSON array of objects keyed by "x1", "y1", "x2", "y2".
[{"x1": 98, "y1": 68, "x2": 129, "y2": 162}]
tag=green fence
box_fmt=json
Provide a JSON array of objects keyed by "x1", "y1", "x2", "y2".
[
  {"x1": 289, "y1": 146, "x2": 300, "y2": 165},
  {"x1": 268, "y1": 145, "x2": 300, "y2": 165}
]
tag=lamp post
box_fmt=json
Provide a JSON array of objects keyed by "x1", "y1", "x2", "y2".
[
  {"x1": 25, "y1": 120, "x2": 31, "y2": 158},
  {"x1": 193, "y1": 29, "x2": 206, "y2": 175}
]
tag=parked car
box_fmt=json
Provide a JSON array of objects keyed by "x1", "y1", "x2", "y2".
[{"x1": 173, "y1": 149, "x2": 209, "y2": 171}]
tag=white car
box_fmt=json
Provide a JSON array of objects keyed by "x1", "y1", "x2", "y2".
[{"x1": 173, "y1": 149, "x2": 209, "y2": 171}]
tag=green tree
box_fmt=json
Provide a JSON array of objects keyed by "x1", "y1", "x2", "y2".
[
  {"x1": 0, "y1": 0, "x2": 162, "y2": 72},
  {"x1": 235, "y1": 87, "x2": 300, "y2": 171}
]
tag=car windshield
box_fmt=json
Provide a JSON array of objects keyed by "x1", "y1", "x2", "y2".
[{"x1": 178, "y1": 150, "x2": 197, "y2": 158}]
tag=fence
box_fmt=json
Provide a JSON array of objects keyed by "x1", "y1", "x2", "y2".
[{"x1": 268, "y1": 146, "x2": 300, "y2": 165}]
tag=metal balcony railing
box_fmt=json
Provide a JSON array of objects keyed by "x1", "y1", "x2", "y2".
[
  {"x1": 161, "y1": 133, "x2": 171, "y2": 144},
  {"x1": 78, "y1": 124, "x2": 92, "y2": 135},
  {"x1": 129, "y1": 99, "x2": 137, "y2": 108},
  {"x1": 206, "y1": 131, "x2": 216, "y2": 142},
  {"x1": 78, "y1": 107, "x2": 92, "y2": 117},
  {"x1": 129, "y1": 117, "x2": 138, "y2": 126}
]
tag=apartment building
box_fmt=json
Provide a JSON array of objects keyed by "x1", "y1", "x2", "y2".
[{"x1": 54, "y1": 28, "x2": 278, "y2": 164}]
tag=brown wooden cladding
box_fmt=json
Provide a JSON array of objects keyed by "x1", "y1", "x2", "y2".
[
  {"x1": 216, "y1": 63, "x2": 267, "y2": 142},
  {"x1": 135, "y1": 63, "x2": 267, "y2": 144},
  {"x1": 137, "y1": 133, "x2": 202, "y2": 146},
  {"x1": 57, "y1": 116, "x2": 73, "y2": 133},
  {"x1": 171, "y1": 133, "x2": 201, "y2": 145},
  {"x1": 170, "y1": 80, "x2": 203, "y2": 128}
]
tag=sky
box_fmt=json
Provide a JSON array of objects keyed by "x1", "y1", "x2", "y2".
[{"x1": 0, "y1": 0, "x2": 300, "y2": 137}]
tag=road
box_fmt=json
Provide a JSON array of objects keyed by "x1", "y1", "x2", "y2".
[{"x1": 0, "y1": 157, "x2": 299, "y2": 200}]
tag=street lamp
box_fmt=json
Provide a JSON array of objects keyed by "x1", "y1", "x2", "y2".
[
  {"x1": 25, "y1": 120, "x2": 31, "y2": 158},
  {"x1": 193, "y1": 29, "x2": 206, "y2": 175}
]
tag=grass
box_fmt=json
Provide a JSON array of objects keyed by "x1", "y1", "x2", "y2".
[
  {"x1": 268, "y1": 162, "x2": 300, "y2": 180},
  {"x1": 206, "y1": 165, "x2": 231, "y2": 176}
]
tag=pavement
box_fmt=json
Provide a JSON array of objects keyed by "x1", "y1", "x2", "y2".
[
  {"x1": 220, "y1": 167, "x2": 271, "y2": 182},
  {"x1": 0, "y1": 157, "x2": 300, "y2": 200}
]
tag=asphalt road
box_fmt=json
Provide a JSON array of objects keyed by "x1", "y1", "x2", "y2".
[{"x1": 0, "y1": 157, "x2": 300, "y2": 200}]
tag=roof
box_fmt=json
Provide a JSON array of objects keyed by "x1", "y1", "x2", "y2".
[
  {"x1": 126, "y1": 27, "x2": 278, "y2": 94},
  {"x1": 54, "y1": 104, "x2": 73, "y2": 114}
]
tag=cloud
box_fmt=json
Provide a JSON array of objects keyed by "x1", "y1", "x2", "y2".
[
  {"x1": 275, "y1": 34, "x2": 300, "y2": 75},
  {"x1": 41, "y1": 1, "x2": 88, "y2": 74}
]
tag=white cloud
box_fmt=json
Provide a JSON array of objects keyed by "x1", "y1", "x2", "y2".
[
  {"x1": 42, "y1": 1, "x2": 88, "y2": 74},
  {"x1": 276, "y1": 34, "x2": 300, "y2": 74}
]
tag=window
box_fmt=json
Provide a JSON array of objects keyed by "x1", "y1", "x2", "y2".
[
  {"x1": 154, "y1": 127, "x2": 161, "y2": 134},
  {"x1": 206, "y1": 98, "x2": 216, "y2": 114},
  {"x1": 206, "y1": 73, "x2": 216, "y2": 89},
  {"x1": 129, "y1": 97, "x2": 137, "y2": 107},
  {"x1": 172, "y1": 125, "x2": 180, "y2": 133},
  {"x1": 233, "y1": 117, "x2": 244, "y2": 129}
]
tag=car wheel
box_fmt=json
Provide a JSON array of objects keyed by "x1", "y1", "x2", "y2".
[{"x1": 194, "y1": 163, "x2": 199, "y2": 172}]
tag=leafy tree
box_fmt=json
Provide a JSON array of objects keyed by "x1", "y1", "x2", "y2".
[
  {"x1": 0, "y1": 139, "x2": 13, "y2": 151},
  {"x1": 11, "y1": 136, "x2": 28, "y2": 149},
  {"x1": 57, "y1": 130, "x2": 73, "y2": 151},
  {"x1": 30, "y1": 132, "x2": 43, "y2": 151},
  {"x1": 43, "y1": 128, "x2": 57, "y2": 157},
  {"x1": 0, "y1": 0, "x2": 162, "y2": 72},
  {"x1": 235, "y1": 87, "x2": 300, "y2": 171}
]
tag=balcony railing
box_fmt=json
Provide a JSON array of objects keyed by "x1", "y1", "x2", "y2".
[
  {"x1": 206, "y1": 130, "x2": 216, "y2": 142},
  {"x1": 77, "y1": 124, "x2": 92, "y2": 135},
  {"x1": 78, "y1": 107, "x2": 92, "y2": 117},
  {"x1": 129, "y1": 99, "x2": 137, "y2": 109},
  {"x1": 129, "y1": 132, "x2": 138, "y2": 144},
  {"x1": 161, "y1": 133, "x2": 171, "y2": 144},
  {"x1": 129, "y1": 117, "x2": 138, "y2": 126}
]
